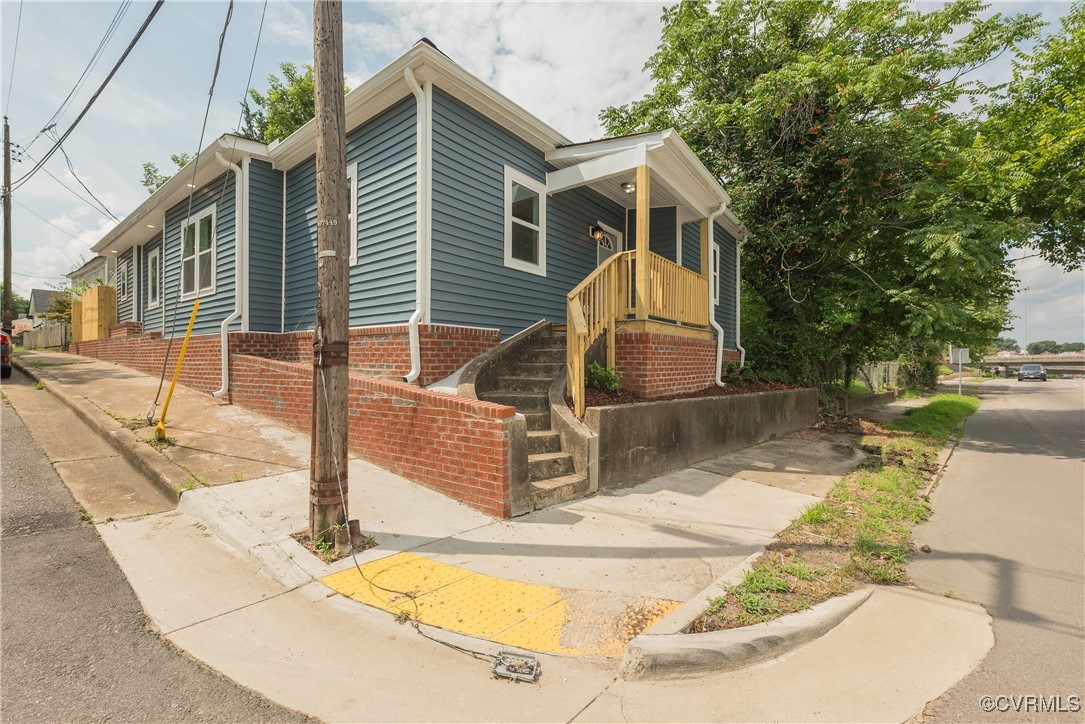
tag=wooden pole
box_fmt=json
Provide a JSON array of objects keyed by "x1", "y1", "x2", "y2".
[
  {"x1": 3, "y1": 117, "x2": 12, "y2": 332},
  {"x1": 634, "y1": 164, "x2": 650, "y2": 320},
  {"x1": 309, "y1": 0, "x2": 350, "y2": 544}
]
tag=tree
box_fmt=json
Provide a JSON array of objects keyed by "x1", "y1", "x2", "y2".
[
  {"x1": 601, "y1": 0, "x2": 1039, "y2": 386},
  {"x1": 1026, "y1": 339, "x2": 1058, "y2": 354},
  {"x1": 0, "y1": 284, "x2": 29, "y2": 319},
  {"x1": 994, "y1": 336, "x2": 1020, "y2": 352},
  {"x1": 141, "y1": 153, "x2": 193, "y2": 194},
  {"x1": 1059, "y1": 341, "x2": 1085, "y2": 353},
  {"x1": 982, "y1": 2, "x2": 1085, "y2": 270}
]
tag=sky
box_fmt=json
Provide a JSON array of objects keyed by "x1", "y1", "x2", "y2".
[{"x1": 1, "y1": 0, "x2": 1082, "y2": 346}]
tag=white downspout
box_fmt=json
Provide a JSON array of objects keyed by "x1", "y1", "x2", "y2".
[
  {"x1": 212, "y1": 150, "x2": 246, "y2": 398},
  {"x1": 736, "y1": 233, "x2": 747, "y2": 369},
  {"x1": 706, "y1": 205, "x2": 727, "y2": 387},
  {"x1": 403, "y1": 66, "x2": 430, "y2": 383}
]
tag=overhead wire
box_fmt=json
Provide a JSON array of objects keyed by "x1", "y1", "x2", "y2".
[
  {"x1": 14, "y1": 144, "x2": 116, "y2": 221},
  {"x1": 46, "y1": 128, "x2": 120, "y2": 221},
  {"x1": 11, "y1": 0, "x2": 164, "y2": 192},
  {"x1": 12, "y1": 199, "x2": 93, "y2": 245},
  {"x1": 4, "y1": 0, "x2": 25, "y2": 114}
]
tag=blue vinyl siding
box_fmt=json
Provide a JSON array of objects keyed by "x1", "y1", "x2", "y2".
[
  {"x1": 349, "y1": 97, "x2": 417, "y2": 326},
  {"x1": 116, "y1": 247, "x2": 134, "y2": 322},
  {"x1": 714, "y1": 224, "x2": 738, "y2": 348},
  {"x1": 283, "y1": 97, "x2": 417, "y2": 331},
  {"x1": 681, "y1": 221, "x2": 701, "y2": 272},
  {"x1": 162, "y1": 171, "x2": 237, "y2": 336},
  {"x1": 430, "y1": 88, "x2": 624, "y2": 336},
  {"x1": 247, "y1": 159, "x2": 283, "y2": 332},
  {"x1": 625, "y1": 206, "x2": 678, "y2": 263},
  {"x1": 140, "y1": 235, "x2": 163, "y2": 332}
]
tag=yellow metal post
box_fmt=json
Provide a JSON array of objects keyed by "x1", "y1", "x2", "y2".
[{"x1": 154, "y1": 300, "x2": 200, "y2": 442}]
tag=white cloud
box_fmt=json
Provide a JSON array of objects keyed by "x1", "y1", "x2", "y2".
[{"x1": 1005, "y1": 256, "x2": 1085, "y2": 345}]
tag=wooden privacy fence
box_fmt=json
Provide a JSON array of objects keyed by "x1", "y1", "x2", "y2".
[
  {"x1": 71, "y1": 285, "x2": 116, "y2": 342},
  {"x1": 21, "y1": 323, "x2": 71, "y2": 350},
  {"x1": 566, "y1": 250, "x2": 711, "y2": 416}
]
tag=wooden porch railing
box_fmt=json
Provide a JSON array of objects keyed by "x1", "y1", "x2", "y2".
[{"x1": 566, "y1": 250, "x2": 710, "y2": 417}]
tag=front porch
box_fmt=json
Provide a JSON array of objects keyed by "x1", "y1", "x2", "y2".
[{"x1": 545, "y1": 130, "x2": 743, "y2": 415}]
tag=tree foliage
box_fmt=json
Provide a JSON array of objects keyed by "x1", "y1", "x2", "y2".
[
  {"x1": 141, "y1": 153, "x2": 193, "y2": 194},
  {"x1": 0, "y1": 284, "x2": 29, "y2": 319},
  {"x1": 243, "y1": 62, "x2": 350, "y2": 144},
  {"x1": 994, "y1": 336, "x2": 1020, "y2": 352},
  {"x1": 982, "y1": 1, "x2": 1085, "y2": 270},
  {"x1": 601, "y1": 0, "x2": 1041, "y2": 385}
]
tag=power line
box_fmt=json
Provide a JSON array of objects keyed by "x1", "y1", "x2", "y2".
[
  {"x1": 14, "y1": 145, "x2": 115, "y2": 221},
  {"x1": 11, "y1": 0, "x2": 163, "y2": 192},
  {"x1": 4, "y1": 0, "x2": 25, "y2": 114},
  {"x1": 47, "y1": 129, "x2": 120, "y2": 221},
  {"x1": 12, "y1": 199, "x2": 93, "y2": 245},
  {"x1": 24, "y1": 1, "x2": 131, "y2": 155}
]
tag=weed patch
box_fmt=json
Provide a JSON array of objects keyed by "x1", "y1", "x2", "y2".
[{"x1": 690, "y1": 394, "x2": 979, "y2": 632}]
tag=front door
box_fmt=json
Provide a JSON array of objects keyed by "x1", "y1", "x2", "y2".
[{"x1": 595, "y1": 221, "x2": 623, "y2": 266}]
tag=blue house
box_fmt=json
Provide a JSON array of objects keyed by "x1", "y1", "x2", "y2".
[{"x1": 83, "y1": 40, "x2": 746, "y2": 512}]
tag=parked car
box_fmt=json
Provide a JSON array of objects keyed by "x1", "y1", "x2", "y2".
[
  {"x1": 1, "y1": 330, "x2": 11, "y2": 378},
  {"x1": 1017, "y1": 363, "x2": 1047, "y2": 382}
]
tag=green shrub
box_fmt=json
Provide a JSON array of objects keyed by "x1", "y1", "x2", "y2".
[{"x1": 586, "y1": 361, "x2": 621, "y2": 393}]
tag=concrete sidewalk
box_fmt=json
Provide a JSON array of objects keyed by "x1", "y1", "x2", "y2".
[{"x1": 9, "y1": 351, "x2": 995, "y2": 721}]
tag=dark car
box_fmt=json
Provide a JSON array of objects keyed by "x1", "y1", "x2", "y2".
[
  {"x1": 1, "y1": 331, "x2": 11, "y2": 379},
  {"x1": 1017, "y1": 363, "x2": 1047, "y2": 382}
]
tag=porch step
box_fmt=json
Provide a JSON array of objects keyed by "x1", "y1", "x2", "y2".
[
  {"x1": 528, "y1": 451, "x2": 575, "y2": 482},
  {"x1": 523, "y1": 411, "x2": 552, "y2": 431},
  {"x1": 531, "y1": 474, "x2": 590, "y2": 510},
  {"x1": 515, "y1": 361, "x2": 565, "y2": 377},
  {"x1": 495, "y1": 374, "x2": 555, "y2": 392},
  {"x1": 486, "y1": 391, "x2": 549, "y2": 412},
  {"x1": 527, "y1": 430, "x2": 562, "y2": 455},
  {"x1": 532, "y1": 348, "x2": 566, "y2": 363}
]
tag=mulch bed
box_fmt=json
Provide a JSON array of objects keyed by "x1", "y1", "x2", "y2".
[{"x1": 565, "y1": 379, "x2": 800, "y2": 413}]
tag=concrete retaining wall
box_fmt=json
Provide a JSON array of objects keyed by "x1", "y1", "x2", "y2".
[
  {"x1": 585, "y1": 389, "x2": 818, "y2": 490},
  {"x1": 847, "y1": 390, "x2": 896, "y2": 413}
]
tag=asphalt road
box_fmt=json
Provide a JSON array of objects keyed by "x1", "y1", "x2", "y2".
[
  {"x1": 910, "y1": 378, "x2": 1085, "y2": 722},
  {"x1": 0, "y1": 371, "x2": 314, "y2": 723}
]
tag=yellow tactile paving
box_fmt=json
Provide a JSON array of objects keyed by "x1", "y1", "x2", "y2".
[{"x1": 320, "y1": 551, "x2": 682, "y2": 657}]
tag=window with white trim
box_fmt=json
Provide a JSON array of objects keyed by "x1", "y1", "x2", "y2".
[
  {"x1": 711, "y1": 242, "x2": 721, "y2": 305},
  {"x1": 118, "y1": 261, "x2": 130, "y2": 300},
  {"x1": 503, "y1": 166, "x2": 546, "y2": 276},
  {"x1": 347, "y1": 162, "x2": 359, "y2": 266},
  {"x1": 147, "y1": 248, "x2": 161, "y2": 308},
  {"x1": 181, "y1": 206, "x2": 216, "y2": 298}
]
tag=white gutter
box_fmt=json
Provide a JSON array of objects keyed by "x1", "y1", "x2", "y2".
[
  {"x1": 707, "y1": 205, "x2": 728, "y2": 386},
  {"x1": 211, "y1": 150, "x2": 246, "y2": 398},
  {"x1": 402, "y1": 66, "x2": 431, "y2": 383},
  {"x1": 736, "y1": 233, "x2": 747, "y2": 369}
]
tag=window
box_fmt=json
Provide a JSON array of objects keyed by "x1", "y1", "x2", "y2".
[
  {"x1": 711, "y1": 242, "x2": 721, "y2": 305},
  {"x1": 503, "y1": 166, "x2": 546, "y2": 276},
  {"x1": 347, "y1": 162, "x2": 359, "y2": 266},
  {"x1": 147, "y1": 248, "x2": 161, "y2": 308},
  {"x1": 117, "y1": 261, "x2": 129, "y2": 300},
  {"x1": 181, "y1": 206, "x2": 216, "y2": 298}
]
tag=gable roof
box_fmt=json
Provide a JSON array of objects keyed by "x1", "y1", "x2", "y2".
[{"x1": 28, "y1": 288, "x2": 62, "y2": 316}]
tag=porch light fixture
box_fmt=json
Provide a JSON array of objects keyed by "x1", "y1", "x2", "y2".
[
  {"x1": 620, "y1": 181, "x2": 636, "y2": 194},
  {"x1": 588, "y1": 225, "x2": 606, "y2": 242}
]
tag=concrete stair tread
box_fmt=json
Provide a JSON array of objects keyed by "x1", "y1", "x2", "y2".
[
  {"x1": 528, "y1": 451, "x2": 572, "y2": 462},
  {"x1": 532, "y1": 473, "x2": 586, "y2": 490}
]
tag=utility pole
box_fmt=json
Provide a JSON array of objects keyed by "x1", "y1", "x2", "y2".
[
  {"x1": 309, "y1": 0, "x2": 350, "y2": 544},
  {"x1": 3, "y1": 117, "x2": 13, "y2": 333}
]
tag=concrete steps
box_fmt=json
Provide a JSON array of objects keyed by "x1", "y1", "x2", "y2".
[{"x1": 476, "y1": 328, "x2": 590, "y2": 510}]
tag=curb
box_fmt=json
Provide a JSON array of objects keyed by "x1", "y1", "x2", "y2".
[
  {"x1": 620, "y1": 587, "x2": 874, "y2": 681},
  {"x1": 922, "y1": 416, "x2": 968, "y2": 498},
  {"x1": 12, "y1": 358, "x2": 189, "y2": 502}
]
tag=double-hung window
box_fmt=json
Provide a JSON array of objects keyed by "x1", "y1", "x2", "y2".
[
  {"x1": 347, "y1": 162, "x2": 359, "y2": 266},
  {"x1": 503, "y1": 166, "x2": 546, "y2": 276},
  {"x1": 117, "y1": 261, "x2": 130, "y2": 300},
  {"x1": 181, "y1": 206, "x2": 216, "y2": 298},
  {"x1": 147, "y1": 248, "x2": 161, "y2": 308}
]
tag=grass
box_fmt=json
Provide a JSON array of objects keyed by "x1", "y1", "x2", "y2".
[
  {"x1": 690, "y1": 393, "x2": 979, "y2": 632},
  {"x1": 847, "y1": 379, "x2": 872, "y2": 395},
  {"x1": 33, "y1": 381, "x2": 45, "y2": 390},
  {"x1": 103, "y1": 409, "x2": 145, "y2": 430}
]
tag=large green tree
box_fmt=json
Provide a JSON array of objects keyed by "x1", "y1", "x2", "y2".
[
  {"x1": 982, "y1": 1, "x2": 1085, "y2": 270},
  {"x1": 602, "y1": 0, "x2": 1039, "y2": 385},
  {"x1": 141, "y1": 153, "x2": 193, "y2": 194}
]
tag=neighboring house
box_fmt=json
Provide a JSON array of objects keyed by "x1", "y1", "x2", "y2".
[
  {"x1": 27, "y1": 288, "x2": 63, "y2": 327},
  {"x1": 67, "y1": 254, "x2": 114, "y2": 290},
  {"x1": 74, "y1": 40, "x2": 747, "y2": 518}
]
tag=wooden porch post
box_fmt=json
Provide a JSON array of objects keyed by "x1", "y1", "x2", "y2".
[
  {"x1": 699, "y1": 218, "x2": 710, "y2": 278},
  {"x1": 635, "y1": 164, "x2": 650, "y2": 320}
]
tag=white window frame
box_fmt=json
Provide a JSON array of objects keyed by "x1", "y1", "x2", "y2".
[
  {"x1": 347, "y1": 161, "x2": 360, "y2": 266},
  {"x1": 711, "y1": 241, "x2": 721, "y2": 306},
  {"x1": 147, "y1": 247, "x2": 162, "y2": 309},
  {"x1": 179, "y1": 205, "x2": 217, "y2": 300},
  {"x1": 117, "y1": 260, "x2": 130, "y2": 300},
  {"x1": 503, "y1": 165, "x2": 547, "y2": 277}
]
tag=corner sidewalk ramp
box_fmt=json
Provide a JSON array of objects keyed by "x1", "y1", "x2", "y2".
[{"x1": 322, "y1": 552, "x2": 681, "y2": 657}]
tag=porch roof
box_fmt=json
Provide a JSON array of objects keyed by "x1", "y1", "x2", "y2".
[{"x1": 544, "y1": 130, "x2": 743, "y2": 233}]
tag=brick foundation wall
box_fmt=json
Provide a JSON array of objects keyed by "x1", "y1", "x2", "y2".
[
  {"x1": 71, "y1": 333, "x2": 223, "y2": 394},
  {"x1": 110, "y1": 321, "x2": 143, "y2": 338},
  {"x1": 229, "y1": 354, "x2": 516, "y2": 517},
  {"x1": 615, "y1": 331, "x2": 741, "y2": 399}
]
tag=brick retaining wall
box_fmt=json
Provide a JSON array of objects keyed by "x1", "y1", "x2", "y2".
[{"x1": 615, "y1": 330, "x2": 741, "y2": 398}]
